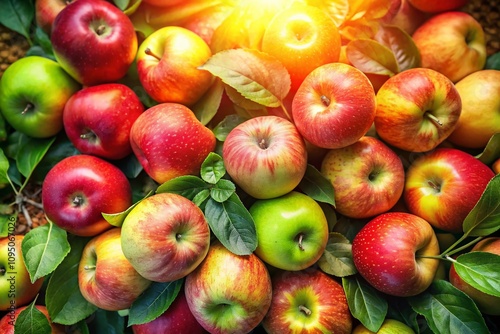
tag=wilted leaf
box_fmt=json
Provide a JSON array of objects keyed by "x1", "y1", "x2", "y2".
[
  {"x1": 346, "y1": 39, "x2": 399, "y2": 76},
  {"x1": 22, "y1": 222, "x2": 71, "y2": 283},
  {"x1": 15, "y1": 299, "x2": 52, "y2": 334},
  {"x1": 375, "y1": 25, "x2": 421, "y2": 72},
  {"x1": 409, "y1": 280, "x2": 490, "y2": 334},
  {"x1": 201, "y1": 152, "x2": 226, "y2": 184},
  {"x1": 318, "y1": 232, "x2": 356, "y2": 277},
  {"x1": 453, "y1": 252, "x2": 500, "y2": 298},
  {"x1": 192, "y1": 78, "x2": 225, "y2": 126},
  {"x1": 476, "y1": 133, "x2": 500, "y2": 165},
  {"x1": 156, "y1": 175, "x2": 210, "y2": 201},
  {"x1": 199, "y1": 48, "x2": 291, "y2": 108},
  {"x1": 299, "y1": 164, "x2": 335, "y2": 206}
]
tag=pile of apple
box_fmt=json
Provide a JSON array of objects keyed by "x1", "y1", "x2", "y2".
[{"x1": 0, "y1": 0, "x2": 499, "y2": 333}]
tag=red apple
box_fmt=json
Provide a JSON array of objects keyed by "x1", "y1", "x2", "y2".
[
  {"x1": 132, "y1": 288, "x2": 208, "y2": 334},
  {"x1": 0, "y1": 304, "x2": 65, "y2": 334},
  {"x1": 35, "y1": 0, "x2": 77, "y2": 35},
  {"x1": 412, "y1": 11, "x2": 486, "y2": 83},
  {"x1": 222, "y1": 115, "x2": 308, "y2": 199},
  {"x1": 51, "y1": 0, "x2": 138, "y2": 86},
  {"x1": 292, "y1": 62, "x2": 376, "y2": 149},
  {"x1": 408, "y1": 0, "x2": 468, "y2": 13},
  {"x1": 374, "y1": 67, "x2": 462, "y2": 152},
  {"x1": 121, "y1": 192, "x2": 211, "y2": 282},
  {"x1": 184, "y1": 241, "x2": 272, "y2": 334},
  {"x1": 320, "y1": 136, "x2": 405, "y2": 219},
  {"x1": 404, "y1": 148, "x2": 495, "y2": 233},
  {"x1": 63, "y1": 83, "x2": 144, "y2": 160},
  {"x1": 41, "y1": 154, "x2": 133, "y2": 237},
  {"x1": 78, "y1": 228, "x2": 151, "y2": 311},
  {"x1": 129, "y1": 103, "x2": 216, "y2": 184},
  {"x1": 262, "y1": 269, "x2": 352, "y2": 334},
  {"x1": 352, "y1": 212, "x2": 441, "y2": 297}
]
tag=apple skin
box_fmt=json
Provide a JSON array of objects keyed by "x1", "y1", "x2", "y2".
[
  {"x1": 121, "y1": 192, "x2": 211, "y2": 283},
  {"x1": 51, "y1": 0, "x2": 138, "y2": 86},
  {"x1": 380, "y1": 0, "x2": 429, "y2": 35},
  {"x1": 320, "y1": 136, "x2": 405, "y2": 219},
  {"x1": 352, "y1": 212, "x2": 440, "y2": 297},
  {"x1": 35, "y1": 0, "x2": 78, "y2": 35},
  {"x1": 132, "y1": 288, "x2": 208, "y2": 334},
  {"x1": 184, "y1": 241, "x2": 273, "y2": 334},
  {"x1": 41, "y1": 154, "x2": 133, "y2": 237},
  {"x1": 404, "y1": 148, "x2": 495, "y2": 233},
  {"x1": 63, "y1": 83, "x2": 144, "y2": 160},
  {"x1": 222, "y1": 115, "x2": 308, "y2": 200},
  {"x1": 292, "y1": 62, "x2": 376, "y2": 149},
  {"x1": 449, "y1": 237, "x2": 500, "y2": 315},
  {"x1": 412, "y1": 11, "x2": 486, "y2": 83},
  {"x1": 493, "y1": 158, "x2": 500, "y2": 174},
  {"x1": 0, "y1": 235, "x2": 44, "y2": 311},
  {"x1": 0, "y1": 304, "x2": 66, "y2": 334},
  {"x1": 249, "y1": 191, "x2": 329, "y2": 271},
  {"x1": 262, "y1": 269, "x2": 352, "y2": 334},
  {"x1": 78, "y1": 228, "x2": 151, "y2": 311},
  {"x1": 0, "y1": 56, "x2": 80, "y2": 138},
  {"x1": 136, "y1": 26, "x2": 213, "y2": 105},
  {"x1": 408, "y1": 0, "x2": 468, "y2": 13},
  {"x1": 129, "y1": 103, "x2": 216, "y2": 184},
  {"x1": 352, "y1": 318, "x2": 415, "y2": 334},
  {"x1": 447, "y1": 70, "x2": 500, "y2": 149},
  {"x1": 374, "y1": 67, "x2": 462, "y2": 152}
]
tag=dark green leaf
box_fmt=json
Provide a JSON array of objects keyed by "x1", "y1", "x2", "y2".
[
  {"x1": 0, "y1": 213, "x2": 17, "y2": 238},
  {"x1": 318, "y1": 232, "x2": 356, "y2": 277},
  {"x1": 0, "y1": 0, "x2": 34, "y2": 42},
  {"x1": 485, "y1": 52, "x2": 500, "y2": 70},
  {"x1": 204, "y1": 194, "x2": 257, "y2": 255},
  {"x1": 17, "y1": 136, "x2": 56, "y2": 180},
  {"x1": 210, "y1": 179, "x2": 236, "y2": 203},
  {"x1": 192, "y1": 78, "x2": 225, "y2": 126},
  {"x1": 342, "y1": 275, "x2": 388, "y2": 332},
  {"x1": 0, "y1": 149, "x2": 10, "y2": 185},
  {"x1": 476, "y1": 133, "x2": 500, "y2": 165},
  {"x1": 87, "y1": 309, "x2": 125, "y2": 334},
  {"x1": 21, "y1": 222, "x2": 71, "y2": 283},
  {"x1": 386, "y1": 298, "x2": 420, "y2": 334},
  {"x1": 453, "y1": 252, "x2": 500, "y2": 297},
  {"x1": 128, "y1": 280, "x2": 183, "y2": 326},
  {"x1": 462, "y1": 174, "x2": 500, "y2": 236},
  {"x1": 15, "y1": 299, "x2": 52, "y2": 334},
  {"x1": 299, "y1": 164, "x2": 335, "y2": 206},
  {"x1": 46, "y1": 235, "x2": 97, "y2": 325},
  {"x1": 212, "y1": 114, "x2": 247, "y2": 142},
  {"x1": 201, "y1": 152, "x2": 226, "y2": 184},
  {"x1": 409, "y1": 280, "x2": 489, "y2": 334},
  {"x1": 156, "y1": 175, "x2": 209, "y2": 201},
  {"x1": 114, "y1": 153, "x2": 144, "y2": 179},
  {"x1": 32, "y1": 26, "x2": 54, "y2": 58}
]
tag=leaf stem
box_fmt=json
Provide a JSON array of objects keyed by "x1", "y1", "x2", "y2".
[
  {"x1": 280, "y1": 102, "x2": 293, "y2": 122},
  {"x1": 445, "y1": 236, "x2": 483, "y2": 257}
]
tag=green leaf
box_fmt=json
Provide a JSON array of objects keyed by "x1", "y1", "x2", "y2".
[
  {"x1": 15, "y1": 299, "x2": 52, "y2": 334},
  {"x1": 87, "y1": 309, "x2": 125, "y2": 334},
  {"x1": 0, "y1": 213, "x2": 17, "y2": 238},
  {"x1": 462, "y1": 174, "x2": 500, "y2": 236},
  {"x1": 17, "y1": 136, "x2": 56, "y2": 180},
  {"x1": 346, "y1": 39, "x2": 399, "y2": 76},
  {"x1": 342, "y1": 275, "x2": 388, "y2": 332},
  {"x1": 210, "y1": 179, "x2": 236, "y2": 203},
  {"x1": 192, "y1": 189, "x2": 211, "y2": 207},
  {"x1": 409, "y1": 280, "x2": 489, "y2": 334},
  {"x1": 386, "y1": 298, "x2": 420, "y2": 334},
  {"x1": 103, "y1": 190, "x2": 153, "y2": 227},
  {"x1": 21, "y1": 222, "x2": 71, "y2": 283},
  {"x1": 476, "y1": 133, "x2": 500, "y2": 165},
  {"x1": 299, "y1": 164, "x2": 335, "y2": 206},
  {"x1": 32, "y1": 26, "x2": 54, "y2": 59},
  {"x1": 128, "y1": 280, "x2": 183, "y2": 326},
  {"x1": 156, "y1": 175, "x2": 210, "y2": 201},
  {"x1": 204, "y1": 194, "x2": 257, "y2": 255},
  {"x1": 0, "y1": 149, "x2": 10, "y2": 185},
  {"x1": 201, "y1": 152, "x2": 226, "y2": 184},
  {"x1": 192, "y1": 78, "x2": 225, "y2": 126},
  {"x1": 0, "y1": 0, "x2": 34, "y2": 42},
  {"x1": 485, "y1": 52, "x2": 500, "y2": 70},
  {"x1": 453, "y1": 252, "x2": 500, "y2": 298},
  {"x1": 375, "y1": 25, "x2": 421, "y2": 72},
  {"x1": 212, "y1": 114, "x2": 248, "y2": 142},
  {"x1": 113, "y1": 0, "x2": 130, "y2": 10},
  {"x1": 46, "y1": 235, "x2": 98, "y2": 325},
  {"x1": 317, "y1": 232, "x2": 357, "y2": 277}
]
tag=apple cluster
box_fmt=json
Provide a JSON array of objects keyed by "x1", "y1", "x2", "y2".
[{"x1": 0, "y1": 0, "x2": 499, "y2": 333}]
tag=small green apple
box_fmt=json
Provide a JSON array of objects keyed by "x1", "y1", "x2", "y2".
[
  {"x1": 249, "y1": 191, "x2": 329, "y2": 271},
  {"x1": 352, "y1": 318, "x2": 415, "y2": 333}
]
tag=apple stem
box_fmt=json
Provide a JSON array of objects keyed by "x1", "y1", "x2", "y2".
[
  {"x1": 72, "y1": 196, "x2": 84, "y2": 207},
  {"x1": 0, "y1": 267, "x2": 5, "y2": 275},
  {"x1": 427, "y1": 180, "x2": 441, "y2": 192},
  {"x1": 258, "y1": 138, "x2": 268, "y2": 149},
  {"x1": 320, "y1": 95, "x2": 331, "y2": 107},
  {"x1": 80, "y1": 132, "x2": 96, "y2": 140},
  {"x1": 298, "y1": 233, "x2": 305, "y2": 251},
  {"x1": 279, "y1": 102, "x2": 293, "y2": 122},
  {"x1": 84, "y1": 265, "x2": 96, "y2": 271},
  {"x1": 145, "y1": 48, "x2": 162, "y2": 61},
  {"x1": 22, "y1": 103, "x2": 34, "y2": 114},
  {"x1": 298, "y1": 305, "x2": 312, "y2": 316},
  {"x1": 426, "y1": 113, "x2": 443, "y2": 127}
]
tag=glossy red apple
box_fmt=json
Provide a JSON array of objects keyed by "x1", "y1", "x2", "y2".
[{"x1": 35, "y1": 0, "x2": 78, "y2": 35}]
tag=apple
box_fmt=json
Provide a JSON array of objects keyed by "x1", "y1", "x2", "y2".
[
  {"x1": 408, "y1": 0, "x2": 468, "y2": 13},
  {"x1": 35, "y1": 0, "x2": 78, "y2": 35},
  {"x1": 222, "y1": 115, "x2": 308, "y2": 200},
  {"x1": 260, "y1": 2, "x2": 341, "y2": 93},
  {"x1": 412, "y1": 11, "x2": 486, "y2": 83},
  {"x1": 449, "y1": 237, "x2": 500, "y2": 316},
  {"x1": 374, "y1": 67, "x2": 462, "y2": 152},
  {"x1": 121, "y1": 192, "x2": 211, "y2": 282},
  {"x1": 51, "y1": 0, "x2": 138, "y2": 86},
  {"x1": 262, "y1": 268, "x2": 352, "y2": 334},
  {"x1": 136, "y1": 26, "x2": 213, "y2": 106},
  {"x1": 352, "y1": 212, "x2": 440, "y2": 297},
  {"x1": 320, "y1": 136, "x2": 405, "y2": 219},
  {"x1": 41, "y1": 154, "x2": 133, "y2": 237},
  {"x1": 352, "y1": 318, "x2": 415, "y2": 333},
  {"x1": 63, "y1": 83, "x2": 145, "y2": 160},
  {"x1": 129, "y1": 103, "x2": 216, "y2": 184},
  {"x1": 446, "y1": 70, "x2": 500, "y2": 149},
  {"x1": 132, "y1": 288, "x2": 208, "y2": 334},
  {"x1": 78, "y1": 228, "x2": 151, "y2": 311},
  {"x1": 0, "y1": 304, "x2": 66, "y2": 334},
  {"x1": 0, "y1": 56, "x2": 80, "y2": 138},
  {"x1": 380, "y1": 0, "x2": 430, "y2": 35},
  {"x1": 249, "y1": 191, "x2": 329, "y2": 271},
  {"x1": 493, "y1": 158, "x2": 500, "y2": 174},
  {"x1": 292, "y1": 62, "x2": 377, "y2": 149},
  {"x1": 184, "y1": 241, "x2": 273, "y2": 334},
  {"x1": 404, "y1": 148, "x2": 495, "y2": 233},
  {"x1": 0, "y1": 235, "x2": 44, "y2": 311}
]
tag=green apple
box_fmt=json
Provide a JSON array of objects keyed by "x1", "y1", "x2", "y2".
[
  {"x1": 352, "y1": 318, "x2": 415, "y2": 333},
  {"x1": 249, "y1": 191, "x2": 329, "y2": 271},
  {"x1": 0, "y1": 56, "x2": 80, "y2": 138}
]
